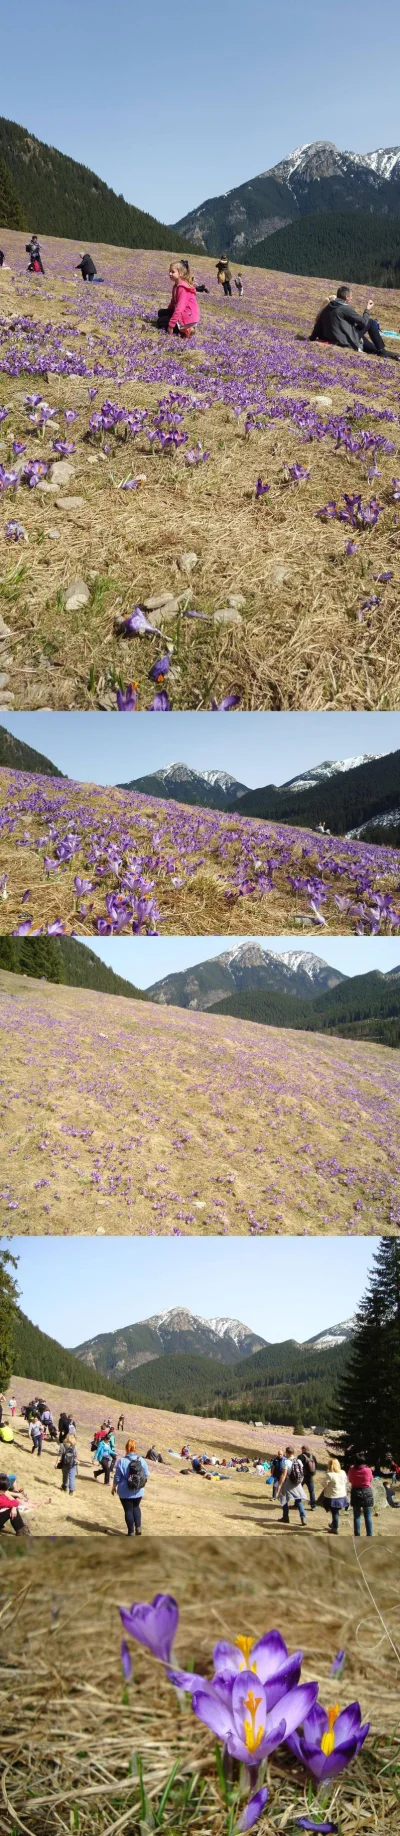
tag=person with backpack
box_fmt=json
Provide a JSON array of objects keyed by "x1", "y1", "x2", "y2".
[
  {"x1": 57, "y1": 1433, "x2": 78, "y2": 1495},
  {"x1": 347, "y1": 1452, "x2": 374, "y2": 1537},
  {"x1": 26, "y1": 236, "x2": 44, "y2": 275},
  {"x1": 112, "y1": 1439, "x2": 148, "y2": 1535},
  {"x1": 276, "y1": 1446, "x2": 307, "y2": 1526},
  {"x1": 58, "y1": 1412, "x2": 71, "y2": 1443},
  {"x1": 92, "y1": 1433, "x2": 115, "y2": 1485},
  {"x1": 216, "y1": 256, "x2": 232, "y2": 296},
  {"x1": 270, "y1": 1450, "x2": 286, "y2": 1498},
  {"x1": 301, "y1": 1446, "x2": 317, "y2": 1510}
]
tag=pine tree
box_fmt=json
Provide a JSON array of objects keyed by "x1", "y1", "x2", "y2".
[
  {"x1": 333, "y1": 1241, "x2": 400, "y2": 1466},
  {"x1": 0, "y1": 937, "x2": 18, "y2": 972},
  {"x1": 0, "y1": 1250, "x2": 19, "y2": 1390},
  {"x1": 0, "y1": 156, "x2": 25, "y2": 230}
]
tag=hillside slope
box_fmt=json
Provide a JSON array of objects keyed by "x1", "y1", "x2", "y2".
[
  {"x1": 234, "y1": 751, "x2": 400, "y2": 836},
  {"x1": 246, "y1": 210, "x2": 400, "y2": 286},
  {"x1": 0, "y1": 934, "x2": 147, "y2": 1001},
  {"x1": 0, "y1": 115, "x2": 192, "y2": 250},
  {"x1": 209, "y1": 970, "x2": 400, "y2": 1049},
  {"x1": 0, "y1": 723, "x2": 63, "y2": 778}
]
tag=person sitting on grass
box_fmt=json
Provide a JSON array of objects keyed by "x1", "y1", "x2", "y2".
[
  {"x1": 112, "y1": 1439, "x2": 148, "y2": 1536},
  {"x1": 0, "y1": 1474, "x2": 31, "y2": 1535},
  {"x1": 156, "y1": 262, "x2": 200, "y2": 338},
  {"x1": 310, "y1": 284, "x2": 398, "y2": 357}
]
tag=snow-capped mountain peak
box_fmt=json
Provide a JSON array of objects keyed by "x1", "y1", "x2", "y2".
[
  {"x1": 306, "y1": 1318, "x2": 355, "y2": 1351},
  {"x1": 279, "y1": 950, "x2": 332, "y2": 981},
  {"x1": 282, "y1": 753, "x2": 381, "y2": 794}
]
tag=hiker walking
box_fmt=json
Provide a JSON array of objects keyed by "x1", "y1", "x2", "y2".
[
  {"x1": 234, "y1": 274, "x2": 244, "y2": 297},
  {"x1": 347, "y1": 1452, "x2": 374, "y2": 1537},
  {"x1": 117, "y1": 1414, "x2": 125, "y2": 1432},
  {"x1": 301, "y1": 1446, "x2": 317, "y2": 1510},
  {"x1": 319, "y1": 1458, "x2": 349, "y2": 1533},
  {"x1": 270, "y1": 1449, "x2": 286, "y2": 1498},
  {"x1": 112, "y1": 1439, "x2": 148, "y2": 1535},
  {"x1": 276, "y1": 1446, "x2": 307, "y2": 1526},
  {"x1": 57, "y1": 1432, "x2": 78, "y2": 1495},
  {"x1": 30, "y1": 1415, "x2": 44, "y2": 1457},
  {"x1": 93, "y1": 1432, "x2": 115, "y2": 1485}
]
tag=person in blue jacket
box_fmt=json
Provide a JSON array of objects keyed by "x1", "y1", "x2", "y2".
[
  {"x1": 93, "y1": 1433, "x2": 115, "y2": 1485},
  {"x1": 112, "y1": 1439, "x2": 148, "y2": 1534}
]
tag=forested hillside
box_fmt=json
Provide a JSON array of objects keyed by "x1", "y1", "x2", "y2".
[
  {"x1": 0, "y1": 936, "x2": 147, "y2": 1000},
  {"x1": 12, "y1": 1310, "x2": 128, "y2": 1400},
  {"x1": 233, "y1": 751, "x2": 400, "y2": 836},
  {"x1": 0, "y1": 116, "x2": 192, "y2": 251},
  {"x1": 0, "y1": 725, "x2": 63, "y2": 778},
  {"x1": 210, "y1": 970, "x2": 400, "y2": 1048},
  {"x1": 246, "y1": 210, "x2": 400, "y2": 286}
]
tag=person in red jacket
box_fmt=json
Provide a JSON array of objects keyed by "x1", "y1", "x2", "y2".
[{"x1": 347, "y1": 1452, "x2": 374, "y2": 1537}]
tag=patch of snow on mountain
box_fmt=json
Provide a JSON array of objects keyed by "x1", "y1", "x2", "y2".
[
  {"x1": 283, "y1": 753, "x2": 381, "y2": 793},
  {"x1": 279, "y1": 950, "x2": 332, "y2": 980},
  {"x1": 362, "y1": 148, "x2": 400, "y2": 178}
]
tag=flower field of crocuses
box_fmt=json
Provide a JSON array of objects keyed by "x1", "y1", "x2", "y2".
[
  {"x1": 1, "y1": 766, "x2": 400, "y2": 939},
  {"x1": 1, "y1": 972, "x2": 399, "y2": 1234},
  {"x1": 1, "y1": 232, "x2": 400, "y2": 711},
  {"x1": 2, "y1": 1538, "x2": 398, "y2": 1836}
]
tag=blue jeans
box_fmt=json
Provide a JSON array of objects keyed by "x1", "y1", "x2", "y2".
[
  {"x1": 62, "y1": 1467, "x2": 76, "y2": 1493},
  {"x1": 282, "y1": 1499, "x2": 306, "y2": 1525},
  {"x1": 353, "y1": 1504, "x2": 373, "y2": 1536}
]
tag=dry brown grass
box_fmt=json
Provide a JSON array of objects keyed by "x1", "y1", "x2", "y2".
[
  {"x1": 1, "y1": 238, "x2": 400, "y2": 710},
  {"x1": 0, "y1": 1538, "x2": 399, "y2": 1834}
]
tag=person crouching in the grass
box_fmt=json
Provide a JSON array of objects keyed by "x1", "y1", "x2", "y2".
[
  {"x1": 112, "y1": 1439, "x2": 148, "y2": 1535},
  {"x1": 157, "y1": 261, "x2": 200, "y2": 339}
]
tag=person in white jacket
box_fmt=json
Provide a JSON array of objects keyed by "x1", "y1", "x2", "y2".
[{"x1": 321, "y1": 1458, "x2": 349, "y2": 1534}]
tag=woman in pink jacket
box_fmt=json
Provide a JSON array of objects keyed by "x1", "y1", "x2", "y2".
[{"x1": 161, "y1": 262, "x2": 200, "y2": 339}]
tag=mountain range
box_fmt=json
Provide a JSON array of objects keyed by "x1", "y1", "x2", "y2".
[
  {"x1": 147, "y1": 942, "x2": 345, "y2": 1010},
  {"x1": 174, "y1": 140, "x2": 400, "y2": 256},
  {"x1": 72, "y1": 1306, "x2": 354, "y2": 1376},
  {"x1": 12, "y1": 1304, "x2": 352, "y2": 1427},
  {"x1": 118, "y1": 751, "x2": 400, "y2": 845},
  {"x1": 208, "y1": 966, "x2": 400, "y2": 1050}
]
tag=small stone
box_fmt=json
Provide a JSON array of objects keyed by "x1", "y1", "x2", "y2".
[
  {"x1": 178, "y1": 550, "x2": 198, "y2": 574},
  {"x1": 214, "y1": 608, "x2": 243, "y2": 625},
  {"x1": 0, "y1": 616, "x2": 12, "y2": 640},
  {"x1": 143, "y1": 594, "x2": 177, "y2": 611},
  {"x1": 65, "y1": 577, "x2": 90, "y2": 611},
  {"x1": 46, "y1": 529, "x2": 61, "y2": 539},
  {"x1": 0, "y1": 691, "x2": 14, "y2": 706},
  {"x1": 312, "y1": 394, "x2": 333, "y2": 409},
  {"x1": 55, "y1": 496, "x2": 85, "y2": 511},
  {"x1": 87, "y1": 455, "x2": 98, "y2": 464},
  {"x1": 227, "y1": 593, "x2": 246, "y2": 609},
  {"x1": 0, "y1": 672, "x2": 10, "y2": 689},
  {"x1": 270, "y1": 564, "x2": 290, "y2": 587},
  {"x1": 97, "y1": 695, "x2": 116, "y2": 710},
  {"x1": 48, "y1": 460, "x2": 75, "y2": 487},
  {"x1": 159, "y1": 599, "x2": 181, "y2": 620}
]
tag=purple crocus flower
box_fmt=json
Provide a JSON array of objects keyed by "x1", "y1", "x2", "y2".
[
  {"x1": 120, "y1": 1639, "x2": 132, "y2": 1682},
  {"x1": 5, "y1": 521, "x2": 27, "y2": 542},
  {"x1": 170, "y1": 1630, "x2": 303, "y2": 1710},
  {"x1": 121, "y1": 608, "x2": 161, "y2": 637},
  {"x1": 74, "y1": 876, "x2": 93, "y2": 896},
  {"x1": 296, "y1": 1822, "x2": 337, "y2": 1832},
  {"x1": 192, "y1": 1675, "x2": 318, "y2": 1765},
  {"x1": 148, "y1": 655, "x2": 170, "y2": 681},
  {"x1": 211, "y1": 694, "x2": 241, "y2": 710},
  {"x1": 47, "y1": 920, "x2": 66, "y2": 934},
  {"x1": 287, "y1": 1700, "x2": 369, "y2": 1781},
  {"x1": 119, "y1": 1593, "x2": 179, "y2": 1664},
  {"x1": 255, "y1": 478, "x2": 270, "y2": 498},
  {"x1": 13, "y1": 441, "x2": 27, "y2": 456},
  {"x1": 149, "y1": 690, "x2": 171, "y2": 710},
  {"x1": 116, "y1": 684, "x2": 138, "y2": 711},
  {"x1": 235, "y1": 1787, "x2": 269, "y2": 1832},
  {"x1": 329, "y1": 1652, "x2": 345, "y2": 1678}
]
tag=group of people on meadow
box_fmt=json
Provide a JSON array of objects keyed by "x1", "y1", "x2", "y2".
[
  {"x1": 2, "y1": 231, "x2": 398, "y2": 361},
  {"x1": 1, "y1": 1393, "x2": 399, "y2": 1537}
]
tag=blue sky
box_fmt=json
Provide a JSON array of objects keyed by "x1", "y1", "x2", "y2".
[
  {"x1": 2, "y1": 711, "x2": 399, "y2": 788},
  {"x1": 2, "y1": 1, "x2": 400, "y2": 222},
  {"x1": 86, "y1": 934, "x2": 400, "y2": 987},
  {"x1": 5, "y1": 1236, "x2": 375, "y2": 1345}
]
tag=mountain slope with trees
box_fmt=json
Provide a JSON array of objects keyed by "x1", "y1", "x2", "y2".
[
  {"x1": 0, "y1": 724, "x2": 63, "y2": 778},
  {"x1": 0, "y1": 937, "x2": 147, "y2": 1000},
  {"x1": 0, "y1": 116, "x2": 192, "y2": 251},
  {"x1": 209, "y1": 969, "x2": 400, "y2": 1049},
  {"x1": 246, "y1": 211, "x2": 400, "y2": 286},
  {"x1": 232, "y1": 751, "x2": 400, "y2": 837}
]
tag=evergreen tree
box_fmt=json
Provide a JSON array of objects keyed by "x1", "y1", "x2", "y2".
[
  {"x1": 0, "y1": 1250, "x2": 19, "y2": 1390},
  {"x1": 0, "y1": 937, "x2": 18, "y2": 972},
  {"x1": 333, "y1": 1241, "x2": 400, "y2": 1466},
  {"x1": 0, "y1": 156, "x2": 25, "y2": 230}
]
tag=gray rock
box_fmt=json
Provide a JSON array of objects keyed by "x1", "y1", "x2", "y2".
[
  {"x1": 159, "y1": 599, "x2": 181, "y2": 621},
  {"x1": 65, "y1": 578, "x2": 90, "y2": 611},
  {"x1": 178, "y1": 551, "x2": 198, "y2": 574},
  {"x1": 228, "y1": 593, "x2": 246, "y2": 609},
  {"x1": 0, "y1": 672, "x2": 10, "y2": 689},
  {"x1": 312, "y1": 394, "x2": 333, "y2": 409},
  {"x1": 55, "y1": 496, "x2": 85, "y2": 511},
  {"x1": 0, "y1": 616, "x2": 12, "y2": 640},
  {"x1": 46, "y1": 529, "x2": 61, "y2": 539},
  {"x1": 270, "y1": 564, "x2": 290, "y2": 587},
  {"x1": 143, "y1": 594, "x2": 177, "y2": 611},
  {"x1": 48, "y1": 460, "x2": 76, "y2": 487},
  {"x1": 0, "y1": 691, "x2": 14, "y2": 706},
  {"x1": 214, "y1": 608, "x2": 243, "y2": 626}
]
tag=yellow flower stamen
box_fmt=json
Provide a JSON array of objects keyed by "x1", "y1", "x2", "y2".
[
  {"x1": 243, "y1": 1688, "x2": 264, "y2": 1755},
  {"x1": 235, "y1": 1636, "x2": 255, "y2": 1666},
  {"x1": 321, "y1": 1703, "x2": 340, "y2": 1757}
]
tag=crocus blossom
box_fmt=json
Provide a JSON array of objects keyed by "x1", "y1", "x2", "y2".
[
  {"x1": 235, "y1": 1787, "x2": 269, "y2": 1831},
  {"x1": 119, "y1": 1592, "x2": 179, "y2": 1664},
  {"x1": 191, "y1": 1675, "x2": 319, "y2": 1765},
  {"x1": 287, "y1": 1700, "x2": 369, "y2": 1782}
]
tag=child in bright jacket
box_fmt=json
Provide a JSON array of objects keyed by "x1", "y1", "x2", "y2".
[{"x1": 166, "y1": 262, "x2": 200, "y2": 338}]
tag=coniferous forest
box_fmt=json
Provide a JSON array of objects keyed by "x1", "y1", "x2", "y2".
[
  {"x1": 246, "y1": 210, "x2": 400, "y2": 287},
  {"x1": 331, "y1": 1241, "x2": 400, "y2": 1465},
  {"x1": 0, "y1": 116, "x2": 192, "y2": 251}
]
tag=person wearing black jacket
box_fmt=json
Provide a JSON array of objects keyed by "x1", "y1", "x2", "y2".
[
  {"x1": 76, "y1": 252, "x2": 97, "y2": 281},
  {"x1": 26, "y1": 236, "x2": 44, "y2": 274},
  {"x1": 310, "y1": 284, "x2": 384, "y2": 353}
]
